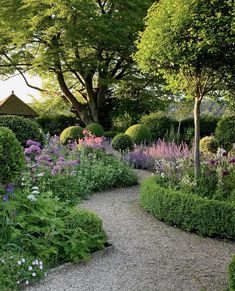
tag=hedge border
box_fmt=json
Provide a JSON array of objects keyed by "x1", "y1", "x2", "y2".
[
  {"x1": 229, "y1": 255, "x2": 235, "y2": 290},
  {"x1": 140, "y1": 176, "x2": 235, "y2": 239}
]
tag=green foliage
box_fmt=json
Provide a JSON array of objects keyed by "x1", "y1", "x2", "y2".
[
  {"x1": 0, "y1": 115, "x2": 44, "y2": 146},
  {"x1": 112, "y1": 134, "x2": 134, "y2": 152},
  {"x1": 140, "y1": 112, "x2": 174, "y2": 141},
  {"x1": 140, "y1": 176, "x2": 235, "y2": 239},
  {"x1": 125, "y1": 124, "x2": 152, "y2": 144},
  {"x1": 215, "y1": 115, "x2": 235, "y2": 150},
  {"x1": 112, "y1": 112, "x2": 135, "y2": 132},
  {"x1": 85, "y1": 123, "x2": 104, "y2": 137},
  {"x1": 60, "y1": 126, "x2": 84, "y2": 145},
  {"x1": 0, "y1": 127, "x2": 25, "y2": 184},
  {"x1": 37, "y1": 115, "x2": 78, "y2": 136},
  {"x1": 200, "y1": 136, "x2": 218, "y2": 154},
  {"x1": 104, "y1": 131, "x2": 119, "y2": 139},
  {"x1": 229, "y1": 255, "x2": 235, "y2": 291}
]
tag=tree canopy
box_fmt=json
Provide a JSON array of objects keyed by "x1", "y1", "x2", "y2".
[
  {"x1": 135, "y1": 0, "x2": 235, "y2": 179},
  {"x1": 0, "y1": 0, "x2": 154, "y2": 125}
]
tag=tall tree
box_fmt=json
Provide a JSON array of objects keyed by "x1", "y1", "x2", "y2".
[
  {"x1": 135, "y1": 0, "x2": 235, "y2": 180},
  {"x1": 0, "y1": 0, "x2": 154, "y2": 125}
]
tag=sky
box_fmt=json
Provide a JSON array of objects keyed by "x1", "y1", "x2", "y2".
[{"x1": 0, "y1": 74, "x2": 42, "y2": 103}]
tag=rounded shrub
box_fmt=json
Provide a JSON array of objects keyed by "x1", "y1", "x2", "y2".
[
  {"x1": 200, "y1": 136, "x2": 218, "y2": 154},
  {"x1": 215, "y1": 115, "x2": 235, "y2": 150},
  {"x1": 140, "y1": 112, "x2": 173, "y2": 140},
  {"x1": 112, "y1": 133, "x2": 134, "y2": 152},
  {"x1": 125, "y1": 124, "x2": 152, "y2": 144},
  {"x1": 60, "y1": 126, "x2": 84, "y2": 145},
  {"x1": 104, "y1": 131, "x2": 119, "y2": 139},
  {"x1": 140, "y1": 176, "x2": 235, "y2": 239},
  {"x1": 0, "y1": 127, "x2": 25, "y2": 183},
  {"x1": 0, "y1": 115, "x2": 44, "y2": 146},
  {"x1": 85, "y1": 123, "x2": 104, "y2": 137}
]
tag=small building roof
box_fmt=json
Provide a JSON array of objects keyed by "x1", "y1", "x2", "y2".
[{"x1": 0, "y1": 91, "x2": 38, "y2": 117}]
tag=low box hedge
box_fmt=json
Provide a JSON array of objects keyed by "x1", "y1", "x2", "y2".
[
  {"x1": 229, "y1": 255, "x2": 235, "y2": 290},
  {"x1": 140, "y1": 176, "x2": 235, "y2": 239}
]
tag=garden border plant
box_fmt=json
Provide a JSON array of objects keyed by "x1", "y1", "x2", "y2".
[
  {"x1": 140, "y1": 176, "x2": 235, "y2": 239},
  {"x1": 229, "y1": 255, "x2": 235, "y2": 290}
]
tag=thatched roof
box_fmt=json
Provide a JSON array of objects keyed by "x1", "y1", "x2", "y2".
[{"x1": 0, "y1": 91, "x2": 38, "y2": 117}]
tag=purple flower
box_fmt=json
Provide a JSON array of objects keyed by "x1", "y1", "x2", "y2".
[
  {"x1": 5, "y1": 184, "x2": 14, "y2": 193},
  {"x1": 24, "y1": 145, "x2": 42, "y2": 155},
  {"x1": 26, "y1": 140, "x2": 41, "y2": 148},
  {"x1": 229, "y1": 158, "x2": 235, "y2": 164},
  {"x1": 222, "y1": 170, "x2": 229, "y2": 176},
  {"x1": 209, "y1": 159, "x2": 217, "y2": 166},
  {"x1": 3, "y1": 194, "x2": 9, "y2": 202}
]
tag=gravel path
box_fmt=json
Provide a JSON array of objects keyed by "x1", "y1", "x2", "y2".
[{"x1": 27, "y1": 170, "x2": 235, "y2": 291}]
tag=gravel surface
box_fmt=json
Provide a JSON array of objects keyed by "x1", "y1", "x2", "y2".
[{"x1": 27, "y1": 170, "x2": 235, "y2": 291}]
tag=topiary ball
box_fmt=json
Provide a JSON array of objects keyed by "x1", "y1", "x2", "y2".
[
  {"x1": 125, "y1": 124, "x2": 152, "y2": 144},
  {"x1": 0, "y1": 127, "x2": 25, "y2": 184},
  {"x1": 200, "y1": 136, "x2": 218, "y2": 154},
  {"x1": 60, "y1": 126, "x2": 84, "y2": 145},
  {"x1": 215, "y1": 115, "x2": 235, "y2": 150},
  {"x1": 140, "y1": 112, "x2": 173, "y2": 140},
  {"x1": 85, "y1": 123, "x2": 104, "y2": 137},
  {"x1": 0, "y1": 115, "x2": 44, "y2": 146},
  {"x1": 112, "y1": 133, "x2": 134, "y2": 152}
]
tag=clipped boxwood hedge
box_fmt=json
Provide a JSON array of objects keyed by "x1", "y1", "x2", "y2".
[
  {"x1": 140, "y1": 176, "x2": 235, "y2": 239},
  {"x1": 229, "y1": 255, "x2": 235, "y2": 290},
  {"x1": 85, "y1": 123, "x2": 104, "y2": 137},
  {"x1": 125, "y1": 124, "x2": 152, "y2": 144}
]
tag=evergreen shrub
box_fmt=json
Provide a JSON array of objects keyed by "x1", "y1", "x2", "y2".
[
  {"x1": 85, "y1": 123, "x2": 104, "y2": 137},
  {"x1": 112, "y1": 133, "x2": 134, "y2": 152},
  {"x1": 60, "y1": 126, "x2": 84, "y2": 145},
  {"x1": 0, "y1": 127, "x2": 25, "y2": 183},
  {"x1": 140, "y1": 112, "x2": 173, "y2": 140},
  {"x1": 0, "y1": 115, "x2": 44, "y2": 146},
  {"x1": 215, "y1": 115, "x2": 235, "y2": 150},
  {"x1": 140, "y1": 176, "x2": 235, "y2": 239},
  {"x1": 125, "y1": 124, "x2": 152, "y2": 144}
]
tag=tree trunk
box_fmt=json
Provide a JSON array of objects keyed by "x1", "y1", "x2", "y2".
[{"x1": 194, "y1": 97, "x2": 201, "y2": 181}]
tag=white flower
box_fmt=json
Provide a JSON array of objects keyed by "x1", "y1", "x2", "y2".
[
  {"x1": 35, "y1": 259, "x2": 38, "y2": 265},
  {"x1": 17, "y1": 260, "x2": 22, "y2": 265},
  {"x1": 17, "y1": 281, "x2": 20, "y2": 284},
  {"x1": 39, "y1": 261, "x2": 43, "y2": 265},
  {"x1": 32, "y1": 272, "x2": 36, "y2": 277},
  {"x1": 39, "y1": 265, "x2": 43, "y2": 270},
  {"x1": 28, "y1": 266, "x2": 33, "y2": 271},
  {"x1": 32, "y1": 186, "x2": 39, "y2": 190},
  {"x1": 27, "y1": 194, "x2": 37, "y2": 202},
  {"x1": 21, "y1": 258, "x2": 25, "y2": 263},
  {"x1": 44, "y1": 272, "x2": 47, "y2": 277},
  {"x1": 31, "y1": 190, "x2": 40, "y2": 195},
  {"x1": 37, "y1": 173, "x2": 44, "y2": 177},
  {"x1": 32, "y1": 261, "x2": 36, "y2": 265},
  {"x1": 161, "y1": 173, "x2": 165, "y2": 178},
  {"x1": 1, "y1": 259, "x2": 5, "y2": 263},
  {"x1": 25, "y1": 280, "x2": 29, "y2": 285}
]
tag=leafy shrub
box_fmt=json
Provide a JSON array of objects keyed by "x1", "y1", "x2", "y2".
[
  {"x1": 60, "y1": 126, "x2": 84, "y2": 145},
  {"x1": 104, "y1": 131, "x2": 119, "y2": 139},
  {"x1": 200, "y1": 136, "x2": 218, "y2": 154},
  {"x1": 112, "y1": 112, "x2": 135, "y2": 132},
  {"x1": 200, "y1": 116, "x2": 220, "y2": 137},
  {"x1": 215, "y1": 115, "x2": 235, "y2": 150},
  {"x1": 112, "y1": 134, "x2": 134, "y2": 152},
  {"x1": 140, "y1": 176, "x2": 235, "y2": 239},
  {"x1": 229, "y1": 255, "x2": 235, "y2": 290},
  {"x1": 140, "y1": 112, "x2": 173, "y2": 140},
  {"x1": 125, "y1": 124, "x2": 152, "y2": 144},
  {"x1": 0, "y1": 115, "x2": 44, "y2": 146},
  {"x1": 85, "y1": 123, "x2": 104, "y2": 137},
  {"x1": 0, "y1": 127, "x2": 25, "y2": 184},
  {"x1": 37, "y1": 115, "x2": 78, "y2": 135}
]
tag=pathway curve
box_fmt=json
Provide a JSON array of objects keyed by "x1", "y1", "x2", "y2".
[{"x1": 28, "y1": 170, "x2": 235, "y2": 291}]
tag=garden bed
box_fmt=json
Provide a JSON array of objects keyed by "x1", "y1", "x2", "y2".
[{"x1": 140, "y1": 176, "x2": 235, "y2": 239}]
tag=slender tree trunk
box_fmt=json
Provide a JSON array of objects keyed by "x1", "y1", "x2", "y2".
[{"x1": 194, "y1": 97, "x2": 201, "y2": 181}]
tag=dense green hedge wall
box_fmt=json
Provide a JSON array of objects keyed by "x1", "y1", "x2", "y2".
[
  {"x1": 37, "y1": 115, "x2": 78, "y2": 135},
  {"x1": 229, "y1": 255, "x2": 235, "y2": 291},
  {"x1": 140, "y1": 176, "x2": 235, "y2": 239},
  {"x1": 215, "y1": 115, "x2": 235, "y2": 150}
]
